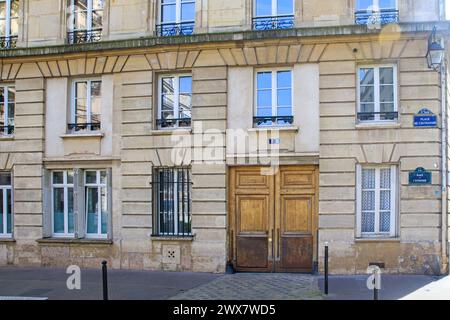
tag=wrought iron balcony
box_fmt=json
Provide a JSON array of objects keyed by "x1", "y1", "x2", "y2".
[
  {"x1": 0, "y1": 126, "x2": 14, "y2": 135},
  {"x1": 0, "y1": 36, "x2": 18, "y2": 49},
  {"x1": 67, "y1": 29, "x2": 102, "y2": 44},
  {"x1": 68, "y1": 123, "x2": 101, "y2": 132},
  {"x1": 357, "y1": 111, "x2": 398, "y2": 122},
  {"x1": 157, "y1": 118, "x2": 191, "y2": 129},
  {"x1": 253, "y1": 116, "x2": 294, "y2": 127},
  {"x1": 355, "y1": 9, "x2": 399, "y2": 25},
  {"x1": 252, "y1": 15, "x2": 295, "y2": 31},
  {"x1": 156, "y1": 22, "x2": 195, "y2": 37}
]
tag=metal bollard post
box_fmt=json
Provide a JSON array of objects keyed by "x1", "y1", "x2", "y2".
[
  {"x1": 324, "y1": 242, "x2": 329, "y2": 295},
  {"x1": 102, "y1": 260, "x2": 108, "y2": 301}
]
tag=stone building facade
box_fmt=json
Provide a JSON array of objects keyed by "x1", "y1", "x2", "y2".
[{"x1": 0, "y1": 0, "x2": 449, "y2": 275}]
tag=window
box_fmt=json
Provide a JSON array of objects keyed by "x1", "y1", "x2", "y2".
[
  {"x1": 0, "y1": 172, "x2": 12, "y2": 238},
  {"x1": 357, "y1": 166, "x2": 397, "y2": 237},
  {"x1": 157, "y1": 0, "x2": 195, "y2": 36},
  {"x1": 44, "y1": 168, "x2": 111, "y2": 239},
  {"x1": 68, "y1": 0, "x2": 103, "y2": 44},
  {"x1": 153, "y1": 168, "x2": 191, "y2": 236},
  {"x1": 0, "y1": 0, "x2": 19, "y2": 49},
  {"x1": 157, "y1": 75, "x2": 192, "y2": 129},
  {"x1": 85, "y1": 170, "x2": 108, "y2": 238},
  {"x1": 253, "y1": 0, "x2": 294, "y2": 30},
  {"x1": 69, "y1": 79, "x2": 101, "y2": 133},
  {"x1": 355, "y1": 0, "x2": 398, "y2": 25},
  {"x1": 358, "y1": 65, "x2": 397, "y2": 122},
  {"x1": 0, "y1": 85, "x2": 15, "y2": 136},
  {"x1": 255, "y1": 70, "x2": 293, "y2": 127},
  {"x1": 52, "y1": 171, "x2": 74, "y2": 237}
]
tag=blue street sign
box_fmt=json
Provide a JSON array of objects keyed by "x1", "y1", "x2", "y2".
[
  {"x1": 409, "y1": 167, "x2": 432, "y2": 185},
  {"x1": 413, "y1": 108, "x2": 437, "y2": 127}
]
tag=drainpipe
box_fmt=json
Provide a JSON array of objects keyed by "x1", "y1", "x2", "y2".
[{"x1": 440, "y1": 60, "x2": 448, "y2": 274}]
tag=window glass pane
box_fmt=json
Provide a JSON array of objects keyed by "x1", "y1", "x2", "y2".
[
  {"x1": 7, "y1": 103, "x2": 14, "y2": 124},
  {"x1": 257, "y1": 72, "x2": 271, "y2": 89},
  {"x1": 360, "y1": 103, "x2": 374, "y2": 113},
  {"x1": 362, "y1": 169, "x2": 375, "y2": 189},
  {"x1": 53, "y1": 172, "x2": 63, "y2": 184},
  {"x1": 257, "y1": 107, "x2": 272, "y2": 117},
  {"x1": 256, "y1": 0, "x2": 272, "y2": 16},
  {"x1": 379, "y1": 67, "x2": 394, "y2": 84},
  {"x1": 362, "y1": 212, "x2": 375, "y2": 233},
  {"x1": 74, "y1": 11, "x2": 88, "y2": 30},
  {"x1": 359, "y1": 68, "x2": 374, "y2": 85},
  {"x1": 6, "y1": 189, "x2": 11, "y2": 234},
  {"x1": 380, "y1": 168, "x2": 391, "y2": 188},
  {"x1": 101, "y1": 187, "x2": 107, "y2": 234},
  {"x1": 179, "y1": 76, "x2": 192, "y2": 93},
  {"x1": 362, "y1": 190, "x2": 375, "y2": 211},
  {"x1": 181, "y1": 3, "x2": 195, "y2": 21},
  {"x1": 92, "y1": 10, "x2": 103, "y2": 29},
  {"x1": 379, "y1": 0, "x2": 397, "y2": 9},
  {"x1": 0, "y1": 2, "x2": 6, "y2": 19},
  {"x1": 380, "y1": 190, "x2": 391, "y2": 211},
  {"x1": 379, "y1": 211, "x2": 390, "y2": 232},
  {"x1": 380, "y1": 86, "x2": 394, "y2": 102},
  {"x1": 380, "y1": 103, "x2": 394, "y2": 113},
  {"x1": 53, "y1": 188, "x2": 65, "y2": 234},
  {"x1": 277, "y1": 0, "x2": 293, "y2": 15},
  {"x1": 67, "y1": 171, "x2": 74, "y2": 184},
  {"x1": 11, "y1": 0, "x2": 19, "y2": 17},
  {"x1": 7, "y1": 87, "x2": 15, "y2": 102},
  {"x1": 93, "y1": 0, "x2": 104, "y2": 10},
  {"x1": 0, "y1": 190, "x2": 3, "y2": 233},
  {"x1": 356, "y1": 0, "x2": 373, "y2": 11},
  {"x1": 0, "y1": 21, "x2": 5, "y2": 36},
  {"x1": 86, "y1": 187, "x2": 98, "y2": 234},
  {"x1": 10, "y1": 18, "x2": 18, "y2": 35},
  {"x1": 68, "y1": 187, "x2": 74, "y2": 234},
  {"x1": 162, "y1": 95, "x2": 175, "y2": 117},
  {"x1": 100, "y1": 170, "x2": 107, "y2": 184},
  {"x1": 162, "y1": 77, "x2": 175, "y2": 94},
  {"x1": 277, "y1": 71, "x2": 291, "y2": 88},
  {"x1": 360, "y1": 86, "x2": 374, "y2": 103},
  {"x1": 277, "y1": 88, "x2": 291, "y2": 106},
  {"x1": 257, "y1": 90, "x2": 272, "y2": 107},
  {"x1": 75, "y1": 82, "x2": 87, "y2": 124},
  {"x1": 277, "y1": 107, "x2": 291, "y2": 117},
  {"x1": 86, "y1": 171, "x2": 97, "y2": 184},
  {"x1": 179, "y1": 94, "x2": 191, "y2": 119},
  {"x1": 161, "y1": 4, "x2": 176, "y2": 23},
  {"x1": 0, "y1": 172, "x2": 11, "y2": 185}
]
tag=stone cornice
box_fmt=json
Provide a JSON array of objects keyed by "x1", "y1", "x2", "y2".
[{"x1": 0, "y1": 21, "x2": 449, "y2": 60}]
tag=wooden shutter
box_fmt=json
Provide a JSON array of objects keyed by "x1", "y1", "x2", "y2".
[
  {"x1": 106, "y1": 167, "x2": 113, "y2": 240},
  {"x1": 42, "y1": 169, "x2": 52, "y2": 238},
  {"x1": 74, "y1": 168, "x2": 85, "y2": 239}
]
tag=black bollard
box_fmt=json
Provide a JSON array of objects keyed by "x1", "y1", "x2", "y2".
[
  {"x1": 324, "y1": 242, "x2": 329, "y2": 295},
  {"x1": 102, "y1": 260, "x2": 108, "y2": 300}
]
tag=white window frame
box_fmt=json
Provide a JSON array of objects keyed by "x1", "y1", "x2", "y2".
[
  {"x1": 356, "y1": 0, "x2": 398, "y2": 11},
  {"x1": 157, "y1": 74, "x2": 192, "y2": 130},
  {"x1": 356, "y1": 165, "x2": 397, "y2": 238},
  {"x1": 0, "y1": 172, "x2": 12, "y2": 238},
  {"x1": 254, "y1": 0, "x2": 294, "y2": 17},
  {"x1": 70, "y1": 79, "x2": 101, "y2": 131},
  {"x1": 0, "y1": 85, "x2": 15, "y2": 135},
  {"x1": 0, "y1": 0, "x2": 18, "y2": 37},
  {"x1": 159, "y1": 0, "x2": 195, "y2": 25},
  {"x1": 51, "y1": 171, "x2": 75, "y2": 238},
  {"x1": 254, "y1": 68, "x2": 294, "y2": 126},
  {"x1": 70, "y1": 0, "x2": 103, "y2": 32},
  {"x1": 85, "y1": 169, "x2": 107, "y2": 239},
  {"x1": 357, "y1": 64, "x2": 398, "y2": 123}
]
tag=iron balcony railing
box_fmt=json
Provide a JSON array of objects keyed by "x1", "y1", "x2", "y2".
[
  {"x1": 152, "y1": 168, "x2": 192, "y2": 237},
  {"x1": 67, "y1": 29, "x2": 102, "y2": 44},
  {"x1": 355, "y1": 9, "x2": 399, "y2": 25},
  {"x1": 252, "y1": 15, "x2": 295, "y2": 31},
  {"x1": 357, "y1": 111, "x2": 398, "y2": 122},
  {"x1": 254, "y1": 116, "x2": 294, "y2": 127},
  {"x1": 157, "y1": 118, "x2": 191, "y2": 129},
  {"x1": 0, "y1": 125, "x2": 14, "y2": 135},
  {"x1": 156, "y1": 22, "x2": 195, "y2": 37},
  {"x1": 0, "y1": 36, "x2": 18, "y2": 49},
  {"x1": 68, "y1": 123, "x2": 101, "y2": 132}
]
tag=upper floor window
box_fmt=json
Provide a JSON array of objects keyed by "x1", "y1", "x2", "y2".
[
  {"x1": 68, "y1": 0, "x2": 104, "y2": 44},
  {"x1": 153, "y1": 167, "x2": 192, "y2": 237},
  {"x1": 356, "y1": 165, "x2": 397, "y2": 238},
  {"x1": 254, "y1": 70, "x2": 293, "y2": 127},
  {"x1": 157, "y1": 0, "x2": 195, "y2": 37},
  {"x1": 157, "y1": 74, "x2": 192, "y2": 129},
  {"x1": 0, "y1": 171, "x2": 12, "y2": 238},
  {"x1": 253, "y1": 0, "x2": 294, "y2": 30},
  {"x1": 355, "y1": 0, "x2": 398, "y2": 25},
  {"x1": 69, "y1": 79, "x2": 101, "y2": 133},
  {"x1": 0, "y1": 0, "x2": 18, "y2": 49},
  {"x1": 357, "y1": 65, "x2": 397, "y2": 123},
  {"x1": 0, "y1": 85, "x2": 15, "y2": 136}
]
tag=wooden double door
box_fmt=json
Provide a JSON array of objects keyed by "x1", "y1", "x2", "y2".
[{"x1": 229, "y1": 166, "x2": 318, "y2": 273}]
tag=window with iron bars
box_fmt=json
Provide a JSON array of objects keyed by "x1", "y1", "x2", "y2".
[
  {"x1": 153, "y1": 168, "x2": 192, "y2": 237},
  {"x1": 0, "y1": 0, "x2": 19, "y2": 49},
  {"x1": 67, "y1": 0, "x2": 103, "y2": 44}
]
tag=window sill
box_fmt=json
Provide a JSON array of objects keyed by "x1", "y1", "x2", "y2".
[
  {"x1": 149, "y1": 129, "x2": 192, "y2": 136},
  {"x1": 0, "y1": 238, "x2": 15, "y2": 243},
  {"x1": 36, "y1": 238, "x2": 113, "y2": 245},
  {"x1": 248, "y1": 126, "x2": 299, "y2": 133},
  {"x1": 356, "y1": 122, "x2": 401, "y2": 130},
  {"x1": 355, "y1": 237, "x2": 400, "y2": 243},
  {"x1": 60, "y1": 132, "x2": 104, "y2": 139},
  {"x1": 151, "y1": 235, "x2": 195, "y2": 242},
  {"x1": 0, "y1": 135, "x2": 14, "y2": 141}
]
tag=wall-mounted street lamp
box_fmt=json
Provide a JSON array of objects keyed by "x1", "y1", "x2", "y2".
[{"x1": 426, "y1": 26, "x2": 445, "y2": 72}]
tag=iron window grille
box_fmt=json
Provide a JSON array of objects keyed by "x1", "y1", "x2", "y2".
[
  {"x1": 357, "y1": 112, "x2": 398, "y2": 122},
  {"x1": 152, "y1": 168, "x2": 192, "y2": 237},
  {"x1": 0, "y1": 35, "x2": 17, "y2": 49},
  {"x1": 156, "y1": 118, "x2": 191, "y2": 129},
  {"x1": 67, "y1": 29, "x2": 102, "y2": 44},
  {"x1": 67, "y1": 123, "x2": 101, "y2": 132},
  {"x1": 253, "y1": 116, "x2": 294, "y2": 127},
  {"x1": 156, "y1": 22, "x2": 195, "y2": 37},
  {"x1": 252, "y1": 15, "x2": 295, "y2": 31},
  {"x1": 355, "y1": 9, "x2": 399, "y2": 25}
]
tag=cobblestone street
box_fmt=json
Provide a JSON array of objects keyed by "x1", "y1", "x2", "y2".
[{"x1": 171, "y1": 273, "x2": 323, "y2": 300}]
